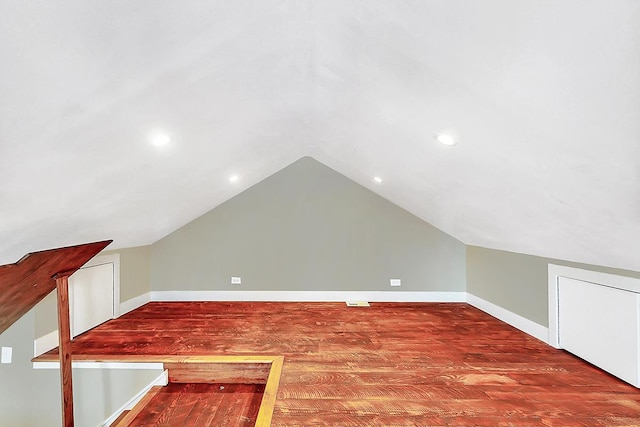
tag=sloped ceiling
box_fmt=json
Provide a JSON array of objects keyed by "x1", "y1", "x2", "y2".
[{"x1": 1, "y1": 1, "x2": 639, "y2": 271}]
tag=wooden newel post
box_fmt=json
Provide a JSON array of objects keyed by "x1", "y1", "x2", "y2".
[
  {"x1": 55, "y1": 273, "x2": 74, "y2": 427},
  {"x1": 0, "y1": 240, "x2": 111, "y2": 427}
]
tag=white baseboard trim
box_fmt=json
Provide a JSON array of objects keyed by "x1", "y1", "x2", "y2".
[
  {"x1": 149, "y1": 291, "x2": 550, "y2": 343},
  {"x1": 99, "y1": 369, "x2": 168, "y2": 427},
  {"x1": 466, "y1": 293, "x2": 549, "y2": 344},
  {"x1": 34, "y1": 329, "x2": 59, "y2": 357},
  {"x1": 33, "y1": 361, "x2": 164, "y2": 370},
  {"x1": 120, "y1": 292, "x2": 151, "y2": 315},
  {"x1": 149, "y1": 290, "x2": 467, "y2": 303}
]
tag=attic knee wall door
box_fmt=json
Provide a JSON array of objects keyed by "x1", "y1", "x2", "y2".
[
  {"x1": 69, "y1": 263, "x2": 114, "y2": 338},
  {"x1": 557, "y1": 276, "x2": 640, "y2": 387}
]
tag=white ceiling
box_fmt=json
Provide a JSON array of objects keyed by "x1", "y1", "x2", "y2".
[{"x1": 1, "y1": 1, "x2": 639, "y2": 271}]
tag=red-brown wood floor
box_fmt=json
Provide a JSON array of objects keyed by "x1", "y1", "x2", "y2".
[
  {"x1": 129, "y1": 383, "x2": 264, "y2": 426},
  {"x1": 53, "y1": 302, "x2": 640, "y2": 426}
]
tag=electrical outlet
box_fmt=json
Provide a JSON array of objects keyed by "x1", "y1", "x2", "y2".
[
  {"x1": 1, "y1": 346, "x2": 12, "y2": 364},
  {"x1": 390, "y1": 279, "x2": 401, "y2": 287},
  {"x1": 231, "y1": 276, "x2": 242, "y2": 285}
]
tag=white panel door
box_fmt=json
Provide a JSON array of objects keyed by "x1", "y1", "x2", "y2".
[
  {"x1": 69, "y1": 263, "x2": 114, "y2": 338},
  {"x1": 558, "y1": 276, "x2": 640, "y2": 386}
]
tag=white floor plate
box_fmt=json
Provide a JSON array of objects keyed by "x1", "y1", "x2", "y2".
[{"x1": 346, "y1": 301, "x2": 370, "y2": 307}]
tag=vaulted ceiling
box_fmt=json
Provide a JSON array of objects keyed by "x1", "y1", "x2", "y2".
[{"x1": 1, "y1": 1, "x2": 639, "y2": 271}]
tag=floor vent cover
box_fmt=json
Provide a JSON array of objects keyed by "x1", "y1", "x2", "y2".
[{"x1": 346, "y1": 301, "x2": 370, "y2": 307}]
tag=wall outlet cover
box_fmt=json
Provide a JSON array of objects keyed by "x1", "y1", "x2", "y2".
[
  {"x1": 231, "y1": 276, "x2": 242, "y2": 285},
  {"x1": 390, "y1": 279, "x2": 401, "y2": 287},
  {"x1": 1, "y1": 346, "x2": 12, "y2": 364}
]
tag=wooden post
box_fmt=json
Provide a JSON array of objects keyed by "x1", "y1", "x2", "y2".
[{"x1": 55, "y1": 274, "x2": 74, "y2": 427}]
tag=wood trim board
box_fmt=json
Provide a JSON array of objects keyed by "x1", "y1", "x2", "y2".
[{"x1": 33, "y1": 353, "x2": 284, "y2": 426}]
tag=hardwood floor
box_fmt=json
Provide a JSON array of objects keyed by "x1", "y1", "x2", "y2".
[
  {"x1": 48, "y1": 302, "x2": 640, "y2": 426},
  {"x1": 127, "y1": 383, "x2": 264, "y2": 426}
]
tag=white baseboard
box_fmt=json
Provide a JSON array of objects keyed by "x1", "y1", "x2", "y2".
[
  {"x1": 33, "y1": 361, "x2": 164, "y2": 370},
  {"x1": 120, "y1": 292, "x2": 151, "y2": 315},
  {"x1": 466, "y1": 293, "x2": 549, "y2": 344},
  {"x1": 149, "y1": 290, "x2": 467, "y2": 303},
  {"x1": 34, "y1": 329, "x2": 59, "y2": 357},
  {"x1": 150, "y1": 291, "x2": 548, "y2": 343},
  {"x1": 99, "y1": 369, "x2": 168, "y2": 427}
]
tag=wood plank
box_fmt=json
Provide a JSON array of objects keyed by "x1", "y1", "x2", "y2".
[
  {"x1": 111, "y1": 385, "x2": 163, "y2": 427},
  {"x1": 0, "y1": 240, "x2": 111, "y2": 334},
  {"x1": 235, "y1": 383, "x2": 265, "y2": 427},
  {"x1": 35, "y1": 302, "x2": 640, "y2": 426},
  {"x1": 55, "y1": 275, "x2": 74, "y2": 427},
  {"x1": 166, "y1": 362, "x2": 270, "y2": 384},
  {"x1": 108, "y1": 410, "x2": 130, "y2": 426},
  {"x1": 256, "y1": 356, "x2": 283, "y2": 427},
  {"x1": 209, "y1": 383, "x2": 247, "y2": 426},
  {"x1": 124, "y1": 383, "x2": 264, "y2": 427},
  {"x1": 33, "y1": 354, "x2": 282, "y2": 426}
]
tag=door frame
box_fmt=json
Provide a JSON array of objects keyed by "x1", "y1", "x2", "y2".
[
  {"x1": 77, "y1": 253, "x2": 121, "y2": 319},
  {"x1": 33, "y1": 253, "x2": 120, "y2": 356},
  {"x1": 548, "y1": 263, "x2": 640, "y2": 349}
]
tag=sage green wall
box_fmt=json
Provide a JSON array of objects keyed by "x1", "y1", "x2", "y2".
[
  {"x1": 72, "y1": 367, "x2": 163, "y2": 427},
  {"x1": 1, "y1": 308, "x2": 162, "y2": 427},
  {"x1": 151, "y1": 157, "x2": 466, "y2": 293},
  {"x1": 7, "y1": 245, "x2": 157, "y2": 426},
  {"x1": 34, "y1": 291, "x2": 57, "y2": 338},
  {"x1": 0, "y1": 309, "x2": 59, "y2": 426},
  {"x1": 106, "y1": 245, "x2": 151, "y2": 303},
  {"x1": 34, "y1": 246, "x2": 151, "y2": 339},
  {"x1": 466, "y1": 245, "x2": 640, "y2": 326}
]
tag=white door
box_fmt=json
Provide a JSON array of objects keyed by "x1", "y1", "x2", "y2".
[
  {"x1": 69, "y1": 262, "x2": 114, "y2": 338},
  {"x1": 558, "y1": 276, "x2": 640, "y2": 387}
]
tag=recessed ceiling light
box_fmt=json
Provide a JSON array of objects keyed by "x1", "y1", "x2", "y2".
[
  {"x1": 150, "y1": 132, "x2": 171, "y2": 147},
  {"x1": 373, "y1": 176, "x2": 383, "y2": 184},
  {"x1": 435, "y1": 134, "x2": 456, "y2": 146},
  {"x1": 229, "y1": 174, "x2": 239, "y2": 183}
]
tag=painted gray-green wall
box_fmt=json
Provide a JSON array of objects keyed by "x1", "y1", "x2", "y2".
[
  {"x1": 466, "y1": 245, "x2": 640, "y2": 326},
  {"x1": 151, "y1": 157, "x2": 466, "y2": 293},
  {"x1": 34, "y1": 291, "x2": 58, "y2": 339},
  {"x1": 0, "y1": 307, "x2": 162, "y2": 427},
  {"x1": 107, "y1": 245, "x2": 151, "y2": 303},
  {"x1": 7, "y1": 244, "x2": 157, "y2": 427},
  {"x1": 0, "y1": 309, "x2": 59, "y2": 426},
  {"x1": 34, "y1": 246, "x2": 151, "y2": 340}
]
